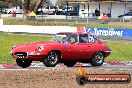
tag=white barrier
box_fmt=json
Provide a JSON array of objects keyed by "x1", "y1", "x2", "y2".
[
  {"x1": 0, "y1": 19, "x2": 3, "y2": 26},
  {"x1": 0, "y1": 25, "x2": 77, "y2": 34}
]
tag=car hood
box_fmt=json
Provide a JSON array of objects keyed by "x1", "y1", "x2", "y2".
[
  {"x1": 11, "y1": 42, "x2": 52, "y2": 52},
  {"x1": 14, "y1": 42, "x2": 48, "y2": 47}
]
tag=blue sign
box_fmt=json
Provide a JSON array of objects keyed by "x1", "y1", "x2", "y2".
[{"x1": 85, "y1": 27, "x2": 132, "y2": 37}]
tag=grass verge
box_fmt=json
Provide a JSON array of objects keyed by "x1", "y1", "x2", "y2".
[
  {"x1": 105, "y1": 41, "x2": 132, "y2": 62},
  {"x1": 0, "y1": 33, "x2": 132, "y2": 63},
  {"x1": 3, "y1": 18, "x2": 132, "y2": 28}
]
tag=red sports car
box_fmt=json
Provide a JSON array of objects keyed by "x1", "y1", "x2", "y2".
[{"x1": 10, "y1": 32, "x2": 112, "y2": 68}]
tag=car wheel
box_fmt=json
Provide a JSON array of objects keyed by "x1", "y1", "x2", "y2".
[
  {"x1": 43, "y1": 51, "x2": 60, "y2": 67},
  {"x1": 64, "y1": 61, "x2": 76, "y2": 67},
  {"x1": 91, "y1": 52, "x2": 104, "y2": 66},
  {"x1": 76, "y1": 76, "x2": 86, "y2": 85},
  {"x1": 16, "y1": 58, "x2": 32, "y2": 68}
]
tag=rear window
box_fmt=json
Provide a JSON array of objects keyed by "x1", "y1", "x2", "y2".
[
  {"x1": 79, "y1": 34, "x2": 88, "y2": 43},
  {"x1": 88, "y1": 35, "x2": 97, "y2": 43}
]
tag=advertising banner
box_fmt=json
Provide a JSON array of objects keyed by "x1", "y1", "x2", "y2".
[{"x1": 84, "y1": 27, "x2": 132, "y2": 37}]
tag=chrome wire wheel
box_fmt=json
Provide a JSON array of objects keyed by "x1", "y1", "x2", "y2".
[
  {"x1": 94, "y1": 53, "x2": 104, "y2": 64},
  {"x1": 47, "y1": 52, "x2": 58, "y2": 65},
  {"x1": 43, "y1": 51, "x2": 60, "y2": 67},
  {"x1": 91, "y1": 52, "x2": 104, "y2": 66}
]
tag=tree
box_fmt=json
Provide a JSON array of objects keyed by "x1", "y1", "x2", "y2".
[
  {"x1": 55, "y1": 0, "x2": 66, "y2": 7},
  {"x1": 55, "y1": 0, "x2": 75, "y2": 8},
  {"x1": 0, "y1": 0, "x2": 52, "y2": 14},
  {"x1": 0, "y1": 1, "x2": 7, "y2": 8},
  {"x1": 4, "y1": 0, "x2": 22, "y2": 7},
  {"x1": 22, "y1": 0, "x2": 52, "y2": 14}
]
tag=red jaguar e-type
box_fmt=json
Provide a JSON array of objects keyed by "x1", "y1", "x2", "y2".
[{"x1": 10, "y1": 32, "x2": 112, "y2": 68}]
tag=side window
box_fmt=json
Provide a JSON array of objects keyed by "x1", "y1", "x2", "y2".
[
  {"x1": 66, "y1": 34, "x2": 78, "y2": 44},
  {"x1": 88, "y1": 35, "x2": 96, "y2": 43},
  {"x1": 79, "y1": 34, "x2": 88, "y2": 43}
]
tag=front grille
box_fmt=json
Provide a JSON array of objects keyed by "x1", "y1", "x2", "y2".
[{"x1": 15, "y1": 52, "x2": 27, "y2": 58}]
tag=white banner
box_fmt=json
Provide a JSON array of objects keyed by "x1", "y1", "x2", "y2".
[{"x1": 0, "y1": 25, "x2": 77, "y2": 34}]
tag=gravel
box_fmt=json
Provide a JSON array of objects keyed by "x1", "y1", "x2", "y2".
[{"x1": 0, "y1": 68, "x2": 132, "y2": 88}]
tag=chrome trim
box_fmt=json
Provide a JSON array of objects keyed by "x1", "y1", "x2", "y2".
[
  {"x1": 104, "y1": 50, "x2": 112, "y2": 53},
  {"x1": 10, "y1": 50, "x2": 13, "y2": 54}
]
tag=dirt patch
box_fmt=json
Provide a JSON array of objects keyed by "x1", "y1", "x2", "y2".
[{"x1": 0, "y1": 68, "x2": 132, "y2": 88}]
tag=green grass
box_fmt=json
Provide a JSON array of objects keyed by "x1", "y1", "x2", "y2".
[
  {"x1": 105, "y1": 41, "x2": 132, "y2": 62},
  {"x1": 0, "y1": 33, "x2": 51, "y2": 63},
  {"x1": 3, "y1": 18, "x2": 132, "y2": 29},
  {"x1": 0, "y1": 33, "x2": 132, "y2": 63}
]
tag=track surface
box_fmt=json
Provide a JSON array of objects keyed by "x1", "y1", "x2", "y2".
[
  {"x1": 0, "y1": 64, "x2": 132, "y2": 88},
  {"x1": 1, "y1": 63, "x2": 132, "y2": 70}
]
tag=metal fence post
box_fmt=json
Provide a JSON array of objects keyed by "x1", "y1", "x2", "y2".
[
  {"x1": 76, "y1": 18, "x2": 77, "y2": 24},
  {"x1": 123, "y1": 18, "x2": 125, "y2": 22},
  {"x1": 130, "y1": 18, "x2": 132, "y2": 23},
  {"x1": 0, "y1": 12, "x2": 2, "y2": 19},
  {"x1": 120, "y1": 18, "x2": 122, "y2": 22},
  {"x1": 87, "y1": 17, "x2": 88, "y2": 23},
  {"x1": 66, "y1": 0, "x2": 68, "y2": 19}
]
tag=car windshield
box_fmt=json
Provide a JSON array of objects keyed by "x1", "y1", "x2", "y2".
[
  {"x1": 51, "y1": 33, "x2": 78, "y2": 44},
  {"x1": 51, "y1": 34, "x2": 67, "y2": 43}
]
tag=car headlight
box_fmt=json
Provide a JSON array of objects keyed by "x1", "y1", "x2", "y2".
[
  {"x1": 10, "y1": 50, "x2": 13, "y2": 54},
  {"x1": 12, "y1": 45, "x2": 17, "y2": 48},
  {"x1": 38, "y1": 46, "x2": 44, "y2": 52}
]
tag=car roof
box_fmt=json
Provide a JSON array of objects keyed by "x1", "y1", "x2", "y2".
[
  {"x1": 57, "y1": 32, "x2": 98, "y2": 39},
  {"x1": 57, "y1": 32, "x2": 92, "y2": 35}
]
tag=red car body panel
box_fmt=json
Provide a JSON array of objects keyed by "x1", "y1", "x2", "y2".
[{"x1": 11, "y1": 32, "x2": 112, "y2": 63}]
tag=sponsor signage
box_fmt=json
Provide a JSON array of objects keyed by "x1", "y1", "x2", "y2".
[{"x1": 77, "y1": 27, "x2": 132, "y2": 37}]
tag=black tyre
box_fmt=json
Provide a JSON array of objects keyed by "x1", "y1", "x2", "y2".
[
  {"x1": 16, "y1": 58, "x2": 32, "y2": 68},
  {"x1": 64, "y1": 62, "x2": 76, "y2": 67},
  {"x1": 76, "y1": 76, "x2": 86, "y2": 85},
  {"x1": 91, "y1": 52, "x2": 104, "y2": 66},
  {"x1": 43, "y1": 51, "x2": 60, "y2": 67}
]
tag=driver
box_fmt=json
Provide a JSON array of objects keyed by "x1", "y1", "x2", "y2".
[{"x1": 66, "y1": 34, "x2": 78, "y2": 44}]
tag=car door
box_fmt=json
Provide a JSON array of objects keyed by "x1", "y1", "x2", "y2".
[
  {"x1": 75, "y1": 34, "x2": 98, "y2": 60},
  {"x1": 61, "y1": 43, "x2": 76, "y2": 60},
  {"x1": 74, "y1": 34, "x2": 91, "y2": 60},
  {"x1": 75, "y1": 43, "x2": 91, "y2": 60},
  {"x1": 61, "y1": 34, "x2": 77, "y2": 60}
]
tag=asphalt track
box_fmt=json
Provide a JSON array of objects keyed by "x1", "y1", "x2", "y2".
[{"x1": 0, "y1": 62, "x2": 132, "y2": 71}]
